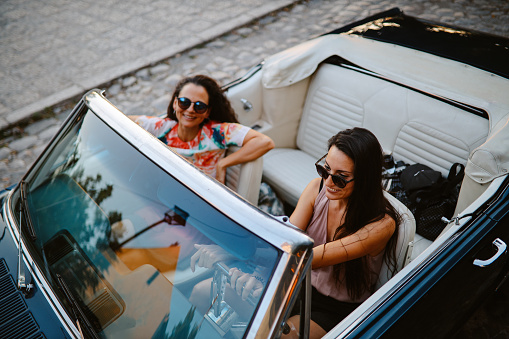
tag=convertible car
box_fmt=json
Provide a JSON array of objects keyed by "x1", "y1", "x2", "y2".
[{"x1": 1, "y1": 8, "x2": 509, "y2": 339}]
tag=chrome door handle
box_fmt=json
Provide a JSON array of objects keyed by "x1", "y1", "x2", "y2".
[
  {"x1": 473, "y1": 238, "x2": 507, "y2": 267},
  {"x1": 240, "y1": 98, "x2": 253, "y2": 112}
]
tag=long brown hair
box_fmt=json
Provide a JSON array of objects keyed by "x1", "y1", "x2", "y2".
[
  {"x1": 167, "y1": 75, "x2": 238, "y2": 124},
  {"x1": 327, "y1": 128, "x2": 400, "y2": 300}
]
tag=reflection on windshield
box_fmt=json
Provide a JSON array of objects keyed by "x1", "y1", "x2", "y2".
[{"x1": 12, "y1": 109, "x2": 279, "y2": 338}]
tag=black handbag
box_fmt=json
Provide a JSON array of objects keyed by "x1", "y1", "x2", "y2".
[
  {"x1": 410, "y1": 163, "x2": 465, "y2": 240},
  {"x1": 400, "y1": 163, "x2": 442, "y2": 192},
  {"x1": 384, "y1": 162, "x2": 465, "y2": 241}
]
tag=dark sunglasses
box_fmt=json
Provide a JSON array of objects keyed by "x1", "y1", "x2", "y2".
[
  {"x1": 315, "y1": 153, "x2": 354, "y2": 188},
  {"x1": 177, "y1": 97, "x2": 209, "y2": 114}
]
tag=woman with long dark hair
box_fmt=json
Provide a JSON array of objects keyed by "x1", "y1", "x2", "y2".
[
  {"x1": 285, "y1": 127, "x2": 400, "y2": 338},
  {"x1": 131, "y1": 74, "x2": 274, "y2": 183}
]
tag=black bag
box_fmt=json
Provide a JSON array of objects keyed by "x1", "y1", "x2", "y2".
[
  {"x1": 384, "y1": 162, "x2": 465, "y2": 241},
  {"x1": 400, "y1": 163, "x2": 442, "y2": 192},
  {"x1": 409, "y1": 163, "x2": 465, "y2": 240}
]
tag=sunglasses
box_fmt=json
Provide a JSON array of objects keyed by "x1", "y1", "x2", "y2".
[
  {"x1": 315, "y1": 153, "x2": 354, "y2": 188},
  {"x1": 177, "y1": 97, "x2": 209, "y2": 114}
]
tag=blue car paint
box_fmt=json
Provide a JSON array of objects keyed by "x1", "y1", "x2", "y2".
[{"x1": 0, "y1": 196, "x2": 71, "y2": 338}]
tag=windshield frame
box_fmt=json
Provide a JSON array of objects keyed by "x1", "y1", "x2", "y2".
[{"x1": 4, "y1": 89, "x2": 314, "y2": 338}]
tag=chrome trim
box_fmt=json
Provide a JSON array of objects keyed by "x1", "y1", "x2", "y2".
[
  {"x1": 4, "y1": 190, "x2": 79, "y2": 338},
  {"x1": 81, "y1": 90, "x2": 314, "y2": 337},
  {"x1": 83, "y1": 90, "x2": 313, "y2": 253},
  {"x1": 241, "y1": 245, "x2": 312, "y2": 339},
  {"x1": 240, "y1": 98, "x2": 253, "y2": 112},
  {"x1": 473, "y1": 238, "x2": 507, "y2": 267},
  {"x1": 294, "y1": 270, "x2": 311, "y2": 339},
  {"x1": 246, "y1": 252, "x2": 300, "y2": 338}
]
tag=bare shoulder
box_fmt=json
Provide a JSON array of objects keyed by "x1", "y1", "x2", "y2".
[
  {"x1": 289, "y1": 178, "x2": 322, "y2": 231},
  {"x1": 302, "y1": 177, "x2": 322, "y2": 201}
]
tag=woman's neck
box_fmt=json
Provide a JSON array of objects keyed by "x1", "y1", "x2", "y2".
[
  {"x1": 327, "y1": 199, "x2": 348, "y2": 241},
  {"x1": 177, "y1": 124, "x2": 201, "y2": 142},
  {"x1": 329, "y1": 197, "x2": 348, "y2": 212}
]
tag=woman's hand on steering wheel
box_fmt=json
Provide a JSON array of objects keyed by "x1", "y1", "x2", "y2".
[
  {"x1": 190, "y1": 244, "x2": 235, "y2": 272},
  {"x1": 229, "y1": 267, "x2": 263, "y2": 301}
]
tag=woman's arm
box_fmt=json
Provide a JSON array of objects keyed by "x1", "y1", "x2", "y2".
[
  {"x1": 215, "y1": 129, "x2": 274, "y2": 183},
  {"x1": 289, "y1": 178, "x2": 322, "y2": 231},
  {"x1": 311, "y1": 215, "x2": 396, "y2": 269}
]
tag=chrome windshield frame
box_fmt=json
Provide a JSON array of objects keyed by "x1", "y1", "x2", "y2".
[
  {"x1": 5, "y1": 89, "x2": 313, "y2": 338},
  {"x1": 84, "y1": 89, "x2": 314, "y2": 337}
]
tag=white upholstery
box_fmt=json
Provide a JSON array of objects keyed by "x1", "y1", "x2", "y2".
[
  {"x1": 262, "y1": 62, "x2": 490, "y2": 263},
  {"x1": 225, "y1": 146, "x2": 263, "y2": 205},
  {"x1": 409, "y1": 234, "x2": 433, "y2": 262},
  {"x1": 296, "y1": 71, "x2": 365, "y2": 158},
  {"x1": 390, "y1": 97, "x2": 488, "y2": 176},
  {"x1": 377, "y1": 192, "x2": 416, "y2": 289},
  {"x1": 262, "y1": 148, "x2": 317, "y2": 206},
  {"x1": 263, "y1": 63, "x2": 489, "y2": 205}
]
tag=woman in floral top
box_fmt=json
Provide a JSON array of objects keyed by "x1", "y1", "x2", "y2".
[{"x1": 130, "y1": 75, "x2": 274, "y2": 183}]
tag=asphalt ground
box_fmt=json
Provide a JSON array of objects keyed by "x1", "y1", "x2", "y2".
[{"x1": 1, "y1": 0, "x2": 508, "y2": 188}]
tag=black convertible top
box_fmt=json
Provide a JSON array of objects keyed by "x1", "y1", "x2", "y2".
[{"x1": 329, "y1": 8, "x2": 509, "y2": 80}]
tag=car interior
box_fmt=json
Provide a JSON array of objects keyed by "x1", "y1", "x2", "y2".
[{"x1": 224, "y1": 39, "x2": 494, "y2": 284}]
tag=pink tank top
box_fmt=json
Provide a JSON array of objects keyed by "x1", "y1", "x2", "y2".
[{"x1": 307, "y1": 188, "x2": 384, "y2": 303}]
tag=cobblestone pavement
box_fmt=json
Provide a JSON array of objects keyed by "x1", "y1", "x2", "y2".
[
  {"x1": 0, "y1": 0, "x2": 296, "y2": 129},
  {"x1": 1, "y1": 0, "x2": 509, "y2": 188}
]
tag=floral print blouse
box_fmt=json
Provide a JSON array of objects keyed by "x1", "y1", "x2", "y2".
[{"x1": 134, "y1": 116, "x2": 251, "y2": 176}]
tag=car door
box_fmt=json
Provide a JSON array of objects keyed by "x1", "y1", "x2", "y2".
[
  {"x1": 452, "y1": 276, "x2": 509, "y2": 338},
  {"x1": 340, "y1": 177, "x2": 509, "y2": 338}
]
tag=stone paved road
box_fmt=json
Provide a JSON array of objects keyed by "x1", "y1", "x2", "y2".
[
  {"x1": 1, "y1": 0, "x2": 509, "y2": 188},
  {"x1": 0, "y1": 0, "x2": 296, "y2": 129}
]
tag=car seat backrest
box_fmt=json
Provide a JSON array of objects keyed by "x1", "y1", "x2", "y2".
[
  {"x1": 264, "y1": 62, "x2": 490, "y2": 218},
  {"x1": 377, "y1": 192, "x2": 416, "y2": 289},
  {"x1": 296, "y1": 64, "x2": 365, "y2": 158},
  {"x1": 296, "y1": 63, "x2": 489, "y2": 174},
  {"x1": 388, "y1": 91, "x2": 489, "y2": 176},
  {"x1": 225, "y1": 146, "x2": 263, "y2": 205}
]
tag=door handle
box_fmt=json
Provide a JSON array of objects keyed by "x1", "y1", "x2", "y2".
[{"x1": 473, "y1": 238, "x2": 507, "y2": 267}]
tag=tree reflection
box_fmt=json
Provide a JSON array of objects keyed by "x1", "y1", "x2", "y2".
[
  {"x1": 167, "y1": 307, "x2": 199, "y2": 339},
  {"x1": 73, "y1": 172, "x2": 115, "y2": 252},
  {"x1": 35, "y1": 142, "x2": 125, "y2": 332}
]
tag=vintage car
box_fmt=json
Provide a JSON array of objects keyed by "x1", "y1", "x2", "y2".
[{"x1": 2, "y1": 7, "x2": 509, "y2": 339}]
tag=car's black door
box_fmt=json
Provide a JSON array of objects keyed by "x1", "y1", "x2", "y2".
[
  {"x1": 344, "y1": 177, "x2": 509, "y2": 338},
  {"x1": 452, "y1": 277, "x2": 509, "y2": 338}
]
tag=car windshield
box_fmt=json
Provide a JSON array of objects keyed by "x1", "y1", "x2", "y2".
[{"x1": 11, "y1": 108, "x2": 280, "y2": 339}]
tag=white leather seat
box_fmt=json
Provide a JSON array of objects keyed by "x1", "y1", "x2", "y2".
[
  {"x1": 225, "y1": 146, "x2": 263, "y2": 205},
  {"x1": 262, "y1": 148, "x2": 317, "y2": 207},
  {"x1": 377, "y1": 192, "x2": 416, "y2": 289},
  {"x1": 261, "y1": 62, "x2": 489, "y2": 263},
  {"x1": 409, "y1": 234, "x2": 433, "y2": 262},
  {"x1": 262, "y1": 63, "x2": 489, "y2": 206}
]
